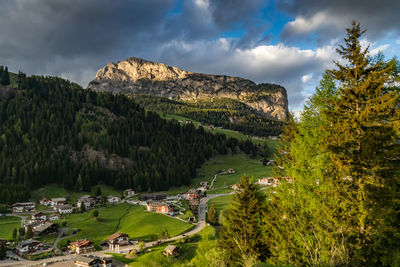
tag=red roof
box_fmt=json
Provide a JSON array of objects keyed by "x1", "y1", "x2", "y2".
[{"x1": 70, "y1": 239, "x2": 92, "y2": 248}]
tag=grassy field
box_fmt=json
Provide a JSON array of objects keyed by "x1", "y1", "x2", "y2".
[
  {"x1": 208, "y1": 195, "x2": 234, "y2": 214},
  {"x1": 192, "y1": 153, "x2": 274, "y2": 189},
  {"x1": 57, "y1": 204, "x2": 193, "y2": 249},
  {"x1": 31, "y1": 184, "x2": 121, "y2": 203},
  {"x1": 0, "y1": 216, "x2": 21, "y2": 240}
]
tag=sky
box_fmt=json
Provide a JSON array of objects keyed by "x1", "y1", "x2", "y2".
[{"x1": 0, "y1": 0, "x2": 399, "y2": 112}]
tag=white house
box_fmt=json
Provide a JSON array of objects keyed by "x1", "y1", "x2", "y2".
[
  {"x1": 107, "y1": 195, "x2": 121, "y2": 204},
  {"x1": 55, "y1": 204, "x2": 74, "y2": 214},
  {"x1": 123, "y1": 189, "x2": 136, "y2": 198},
  {"x1": 51, "y1": 198, "x2": 67, "y2": 207},
  {"x1": 12, "y1": 202, "x2": 36, "y2": 213},
  {"x1": 48, "y1": 214, "x2": 60, "y2": 221}
]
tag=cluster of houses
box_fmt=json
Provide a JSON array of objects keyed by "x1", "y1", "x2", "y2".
[{"x1": 231, "y1": 176, "x2": 294, "y2": 190}]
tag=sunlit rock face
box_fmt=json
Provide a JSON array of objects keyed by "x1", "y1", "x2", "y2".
[{"x1": 88, "y1": 57, "x2": 288, "y2": 120}]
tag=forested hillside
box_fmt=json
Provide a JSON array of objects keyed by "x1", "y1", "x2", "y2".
[
  {"x1": 130, "y1": 94, "x2": 284, "y2": 137},
  {"x1": 0, "y1": 74, "x2": 260, "y2": 204}
]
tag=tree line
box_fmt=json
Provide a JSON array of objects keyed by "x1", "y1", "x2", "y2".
[{"x1": 0, "y1": 74, "x2": 262, "y2": 204}]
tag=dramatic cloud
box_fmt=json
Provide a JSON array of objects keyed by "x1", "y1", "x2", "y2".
[
  {"x1": 279, "y1": 0, "x2": 400, "y2": 42},
  {"x1": 0, "y1": 0, "x2": 397, "y2": 111}
]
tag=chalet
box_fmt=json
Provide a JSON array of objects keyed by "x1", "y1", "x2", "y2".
[
  {"x1": 74, "y1": 256, "x2": 112, "y2": 267},
  {"x1": 123, "y1": 189, "x2": 136, "y2": 198},
  {"x1": 139, "y1": 193, "x2": 167, "y2": 201},
  {"x1": 70, "y1": 239, "x2": 95, "y2": 254},
  {"x1": 39, "y1": 198, "x2": 52, "y2": 206},
  {"x1": 48, "y1": 214, "x2": 61, "y2": 221},
  {"x1": 184, "y1": 189, "x2": 200, "y2": 200},
  {"x1": 106, "y1": 195, "x2": 121, "y2": 204},
  {"x1": 16, "y1": 239, "x2": 45, "y2": 256},
  {"x1": 77, "y1": 195, "x2": 94, "y2": 211},
  {"x1": 51, "y1": 198, "x2": 67, "y2": 207},
  {"x1": 257, "y1": 177, "x2": 278, "y2": 187},
  {"x1": 108, "y1": 232, "x2": 129, "y2": 252},
  {"x1": 163, "y1": 245, "x2": 179, "y2": 256},
  {"x1": 227, "y1": 168, "x2": 236, "y2": 174},
  {"x1": 146, "y1": 202, "x2": 173, "y2": 214},
  {"x1": 32, "y1": 212, "x2": 47, "y2": 221},
  {"x1": 33, "y1": 222, "x2": 58, "y2": 236},
  {"x1": 12, "y1": 202, "x2": 35, "y2": 213},
  {"x1": 55, "y1": 204, "x2": 74, "y2": 214}
]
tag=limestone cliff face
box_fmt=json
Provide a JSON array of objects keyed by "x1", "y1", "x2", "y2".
[{"x1": 87, "y1": 57, "x2": 288, "y2": 120}]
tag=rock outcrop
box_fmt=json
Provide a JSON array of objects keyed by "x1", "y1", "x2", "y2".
[{"x1": 87, "y1": 57, "x2": 288, "y2": 120}]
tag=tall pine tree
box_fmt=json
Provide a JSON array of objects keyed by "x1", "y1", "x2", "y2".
[{"x1": 218, "y1": 175, "x2": 269, "y2": 266}]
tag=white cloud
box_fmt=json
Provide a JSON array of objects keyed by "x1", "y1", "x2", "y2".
[
  {"x1": 397, "y1": 39, "x2": 400, "y2": 45},
  {"x1": 159, "y1": 39, "x2": 338, "y2": 111},
  {"x1": 302, "y1": 74, "x2": 313, "y2": 83}
]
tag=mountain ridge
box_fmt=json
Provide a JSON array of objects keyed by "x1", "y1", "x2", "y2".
[{"x1": 87, "y1": 57, "x2": 289, "y2": 121}]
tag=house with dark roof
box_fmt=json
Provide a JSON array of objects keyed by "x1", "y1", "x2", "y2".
[
  {"x1": 139, "y1": 193, "x2": 167, "y2": 201},
  {"x1": 74, "y1": 256, "x2": 112, "y2": 267},
  {"x1": 33, "y1": 222, "x2": 58, "y2": 236},
  {"x1": 12, "y1": 202, "x2": 35, "y2": 213},
  {"x1": 32, "y1": 212, "x2": 47, "y2": 221},
  {"x1": 16, "y1": 239, "x2": 45, "y2": 256},
  {"x1": 108, "y1": 232, "x2": 129, "y2": 253}
]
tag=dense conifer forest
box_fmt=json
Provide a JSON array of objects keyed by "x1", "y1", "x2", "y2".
[{"x1": 0, "y1": 74, "x2": 260, "y2": 204}]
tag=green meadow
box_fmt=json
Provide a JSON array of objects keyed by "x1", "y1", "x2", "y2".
[{"x1": 0, "y1": 216, "x2": 21, "y2": 240}]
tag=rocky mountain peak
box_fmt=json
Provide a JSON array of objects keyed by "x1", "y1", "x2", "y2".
[{"x1": 88, "y1": 57, "x2": 289, "y2": 120}]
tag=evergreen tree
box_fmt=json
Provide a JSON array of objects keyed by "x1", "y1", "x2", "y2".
[
  {"x1": 18, "y1": 227, "x2": 25, "y2": 239},
  {"x1": 218, "y1": 175, "x2": 269, "y2": 266},
  {"x1": 26, "y1": 225, "x2": 33, "y2": 239},
  {"x1": 94, "y1": 186, "x2": 102, "y2": 196},
  {"x1": 90, "y1": 209, "x2": 99, "y2": 218},
  {"x1": 12, "y1": 228, "x2": 17, "y2": 240},
  {"x1": 324, "y1": 21, "x2": 400, "y2": 265},
  {"x1": 264, "y1": 22, "x2": 400, "y2": 266},
  {"x1": 0, "y1": 241, "x2": 5, "y2": 260},
  {"x1": 207, "y1": 204, "x2": 218, "y2": 225}
]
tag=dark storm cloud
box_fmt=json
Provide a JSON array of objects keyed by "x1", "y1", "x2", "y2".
[
  {"x1": 0, "y1": 0, "x2": 272, "y2": 86},
  {"x1": 278, "y1": 0, "x2": 400, "y2": 42}
]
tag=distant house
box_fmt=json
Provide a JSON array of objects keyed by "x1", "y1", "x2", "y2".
[
  {"x1": 146, "y1": 202, "x2": 173, "y2": 214},
  {"x1": 139, "y1": 193, "x2": 167, "y2": 201},
  {"x1": 227, "y1": 168, "x2": 236, "y2": 174},
  {"x1": 77, "y1": 195, "x2": 103, "y2": 211},
  {"x1": 106, "y1": 195, "x2": 121, "y2": 204},
  {"x1": 51, "y1": 198, "x2": 67, "y2": 207},
  {"x1": 39, "y1": 198, "x2": 52, "y2": 206},
  {"x1": 163, "y1": 245, "x2": 179, "y2": 256},
  {"x1": 33, "y1": 222, "x2": 58, "y2": 236},
  {"x1": 16, "y1": 239, "x2": 45, "y2": 256},
  {"x1": 32, "y1": 212, "x2": 47, "y2": 221},
  {"x1": 74, "y1": 256, "x2": 112, "y2": 267},
  {"x1": 108, "y1": 232, "x2": 129, "y2": 252},
  {"x1": 123, "y1": 189, "x2": 136, "y2": 198},
  {"x1": 257, "y1": 177, "x2": 278, "y2": 187},
  {"x1": 12, "y1": 202, "x2": 35, "y2": 213},
  {"x1": 70, "y1": 239, "x2": 95, "y2": 254},
  {"x1": 48, "y1": 214, "x2": 60, "y2": 221},
  {"x1": 55, "y1": 204, "x2": 74, "y2": 214},
  {"x1": 184, "y1": 189, "x2": 200, "y2": 200}
]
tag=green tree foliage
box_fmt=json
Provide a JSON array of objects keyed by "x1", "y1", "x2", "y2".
[
  {"x1": 264, "y1": 22, "x2": 400, "y2": 266},
  {"x1": 207, "y1": 204, "x2": 218, "y2": 225},
  {"x1": 18, "y1": 227, "x2": 25, "y2": 239},
  {"x1": 0, "y1": 74, "x2": 262, "y2": 204},
  {"x1": 158, "y1": 228, "x2": 170, "y2": 240},
  {"x1": 218, "y1": 175, "x2": 269, "y2": 266},
  {"x1": 90, "y1": 209, "x2": 99, "y2": 218},
  {"x1": 0, "y1": 241, "x2": 6, "y2": 259},
  {"x1": 94, "y1": 187, "x2": 102, "y2": 196},
  {"x1": 26, "y1": 225, "x2": 33, "y2": 239},
  {"x1": 12, "y1": 228, "x2": 17, "y2": 240},
  {"x1": 0, "y1": 66, "x2": 10, "y2": 86}
]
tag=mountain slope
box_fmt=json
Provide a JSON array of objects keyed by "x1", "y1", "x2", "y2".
[
  {"x1": 87, "y1": 57, "x2": 289, "y2": 121},
  {"x1": 0, "y1": 74, "x2": 261, "y2": 204}
]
